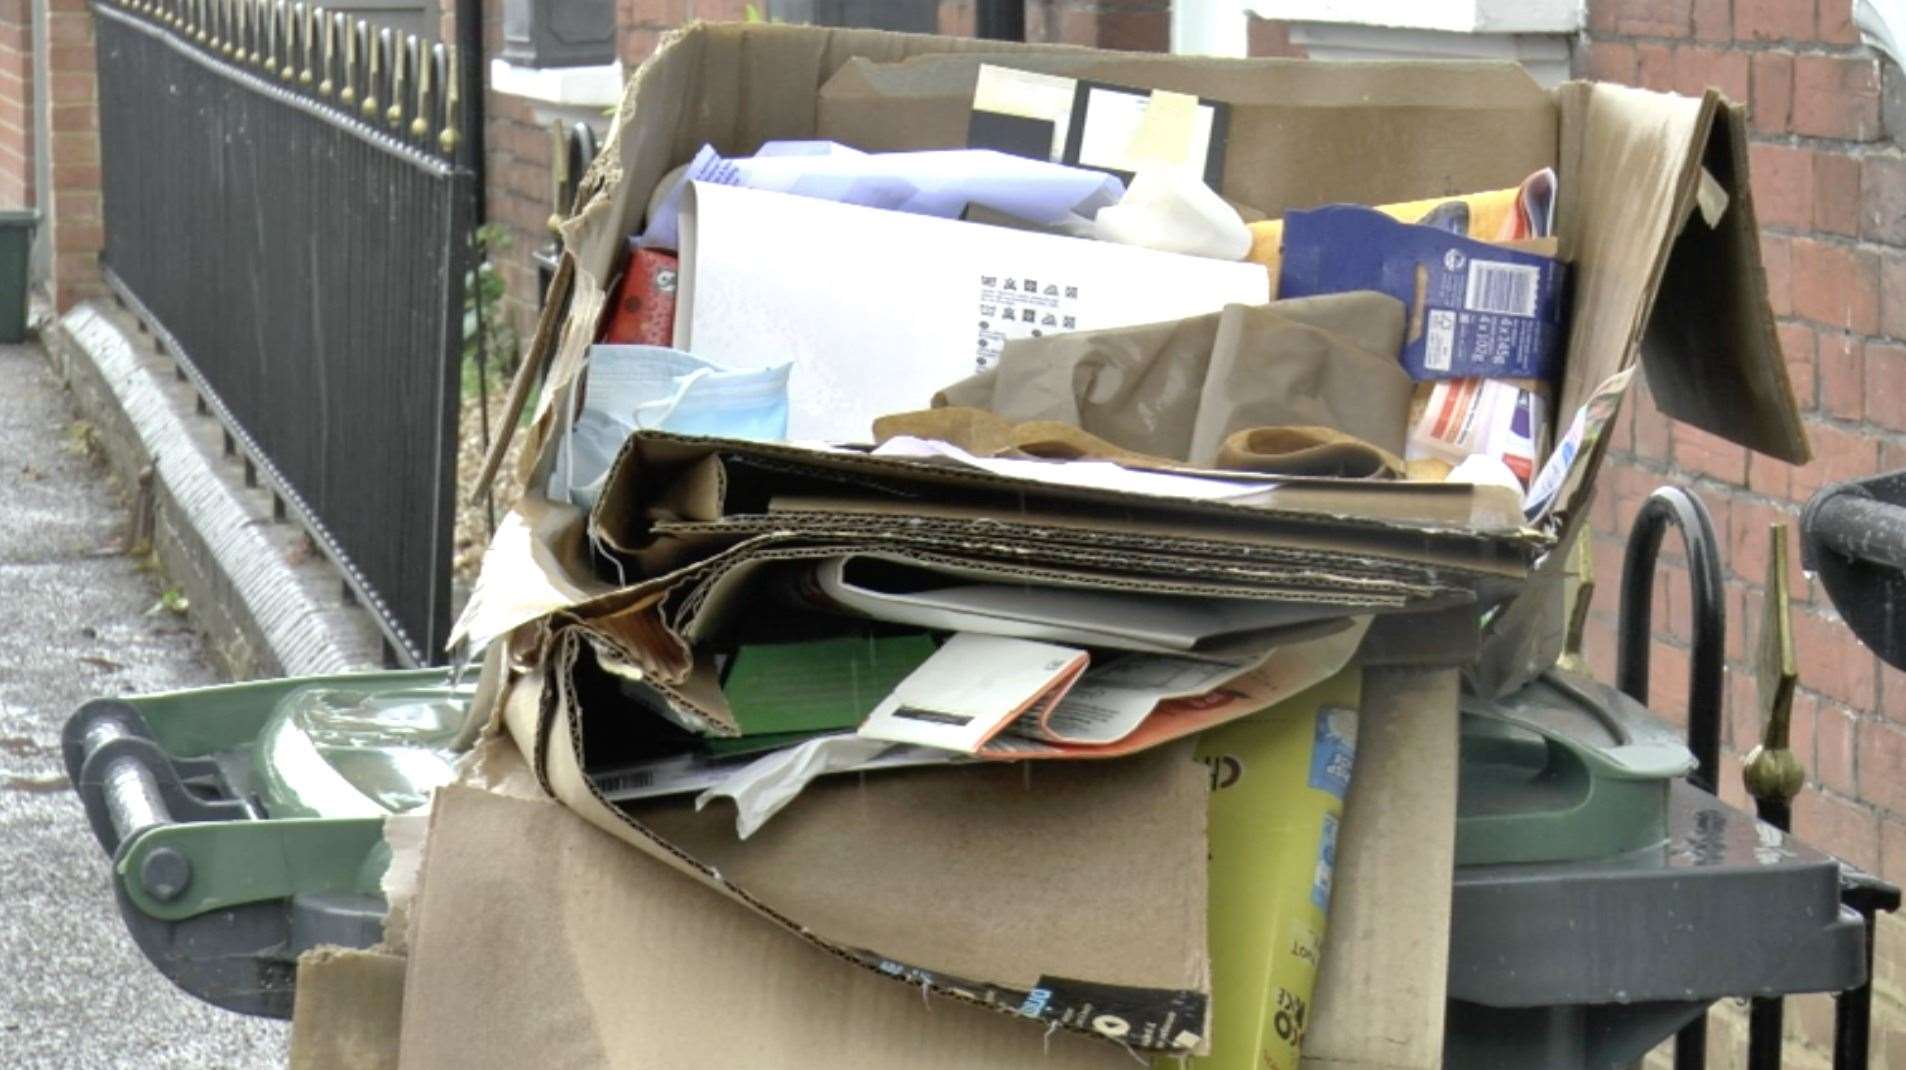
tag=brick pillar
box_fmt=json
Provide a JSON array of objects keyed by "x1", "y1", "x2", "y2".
[
  {"x1": 44, "y1": 0, "x2": 100, "y2": 310},
  {"x1": 1580, "y1": 0, "x2": 1906, "y2": 1061},
  {"x1": 0, "y1": 0, "x2": 32, "y2": 210}
]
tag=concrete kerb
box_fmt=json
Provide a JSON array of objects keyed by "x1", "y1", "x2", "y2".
[{"x1": 41, "y1": 299, "x2": 384, "y2": 679}]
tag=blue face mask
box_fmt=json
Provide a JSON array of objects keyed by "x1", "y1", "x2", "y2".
[{"x1": 550, "y1": 345, "x2": 791, "y2": 509}]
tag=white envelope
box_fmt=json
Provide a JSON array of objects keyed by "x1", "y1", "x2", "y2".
[{"x1": 674, "y1": 182, "x2": 1272, "y2": 442}]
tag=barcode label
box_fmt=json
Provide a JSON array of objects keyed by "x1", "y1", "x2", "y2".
[
  {"x1": 594, "y1": 769, "x2": 654, "y2": 795},
  {"x1": 1425, "y1": 310, "x2": 1456, "y2": 372},
  {"x1": 1463, "y1": 261, "x2": 1541, "y2": 317}
]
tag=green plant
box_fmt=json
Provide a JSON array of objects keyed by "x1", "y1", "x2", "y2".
[{"x1": 462, "y1": 223, "x2": 520, "y2": 398}]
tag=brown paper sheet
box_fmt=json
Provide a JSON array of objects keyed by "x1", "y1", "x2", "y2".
[{"x1": 398, "y1": 786, "x2": 1136, "y2": 1069}]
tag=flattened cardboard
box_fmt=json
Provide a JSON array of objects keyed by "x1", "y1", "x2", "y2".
[
  {"x1": 519, "y1": 24, "x2": 1801, "y2": 570},
  {"x1": 515, "y1": 646, "x2": 1215, "y2": 1052},
  {"x1": 400, "y1": 786, "x2": 1135, "y2": 1069},
  {"x1": 627, "y1": 743, "x2": 1207, "y2": 991},
  {"x1": 291, "y1": 947, "x2": 405, "y2": 1070}
]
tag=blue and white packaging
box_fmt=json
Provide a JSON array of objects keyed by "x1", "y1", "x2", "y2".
[{"x1": 1277, "y1": 205, "x2": 1569, "y2": 383}]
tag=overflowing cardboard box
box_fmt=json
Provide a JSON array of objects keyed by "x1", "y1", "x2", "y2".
[{"x1": 417, "y1": 18, "x2": 1809, "y2": 1068}]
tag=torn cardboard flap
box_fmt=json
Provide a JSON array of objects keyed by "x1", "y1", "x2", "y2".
[
  {"x1": 457, "y1": 27, "x2": 1806, "y2": 692},
  {"x1": 504, "y1": 640, "x2": 1216, "y2": 1054},
  {"x1": 399, "y1": 785, "x2": 1139, "y2": 1069}
]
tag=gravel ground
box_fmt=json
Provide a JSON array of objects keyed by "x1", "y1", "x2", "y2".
[{"x1": 0, "y1": 342, "x2": 288, "y2": 1068}]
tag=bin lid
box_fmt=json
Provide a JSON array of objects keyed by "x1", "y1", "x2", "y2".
[{"x1": 1456, "y1": 670, "x2": 1697, "y2": 867}]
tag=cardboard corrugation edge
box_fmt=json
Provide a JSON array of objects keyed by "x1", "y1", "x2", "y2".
[{"x1": 492, "y1": 639, "x2": 1213, "y2": 1055}]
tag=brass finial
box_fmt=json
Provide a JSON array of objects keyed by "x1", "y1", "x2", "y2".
[
  {"x1": 437, "y1": 45, "x2": 459, "y2": 155},
  {"x1": 387, "y1": 34, "x2": 411, "y2": 128},
  {"x1": 258, "y1": 0, "x2": 273, "y2": 66},
  {"x1": 360, "y1": 26, "x2": 380, "y2": 119},
  {"x1": 316, "y1": 10, "x2": 335, "y2": 95},
  {"x1": 280, "y1": 3, "x2": 298, "y2": 80},
  {"x1": 547, "y1": 119, "x2": 569, "y2": 232},
  {"x1": 338, "y1": 17, "x2": 357, "y2": 105},
  {"x1": 298, "y1": 3, "x2": 316, "y2": 85},
  {"x1": 1555, "y1": 532, "x2": 1596, "y2": 677},
  {"x1": 410, "y1": 41, "x2": 433, "y2": 139},
  {"x1": 1744, "y1": 522, "x2": 1804, "y2": 807}
]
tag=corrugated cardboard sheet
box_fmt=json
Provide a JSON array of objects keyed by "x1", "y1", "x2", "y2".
[
  {"x1": 426, "y1": 20, "x2": 1810, "y2": 1065},
  {"x1": 398, "y1": 786, "x2": 1135, "y2": 1069}
]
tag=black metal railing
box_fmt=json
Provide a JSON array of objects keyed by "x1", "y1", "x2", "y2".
[{"x1": 94, "y1": 0, "x2": 474, "y2": 664}]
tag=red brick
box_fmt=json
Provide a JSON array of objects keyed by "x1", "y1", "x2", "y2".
[
  {"x1": 1884, "y1": 252, "x2": 1906, "y2": 342},
  {"x1": 1735, "y1": 0, "x2": 1817, "y2": 40},
  {"x1": 1673, "y1": 45, "x2": 1749, "y2": 102},
  {"x1": 1762, "y1": 233, "x2": 1793, "y2": 317},
  {"x1": 1820, "y1": 0, "x2": 1860, "y2": 44},
  {"x1": 1750, "y1": 142, "x2": 1814, "y2": 229},
  {"x1": 1725, "y1": 579, "x2": 1752, "y2": 664},
  {"x1": 1813, "y1": 149, "x2": 1862, "y2": 235},
  {"x1": 1245, "y1": 16, "x2": 1306, "y2": 58},
  {"x1": 1693, "y1": 0, "x2": 1730, "y2": 40},
  {"x1": 1728, "y1": 495, "x2": 1806, "y2": 592},
  {"x1": 1864, "y1": 340, "x2": 1906, "y2": 431},
  {"x1": 1791, "y1": 237, "x2": 1880, "y2": 334},
  {"x1": 1792, "y1": 54, "x2": 1883, "y2": 141},
  {"x1": 1631, "y1": 378, "x2": 1672, "y2": 462},
  {"x1": 1793, "y1": 789, "x2": 1879, "y2": 870},
  {"x1": 1752, "y1": 51, "x2": 1795, "y2": 133},
  {"x1": 1792, "y1": 419, "x2": 1881, "y2": 504},
  {"x1": 1817, "y1": 702, "x2": 1858, "y2": 796},
  {"x1": 1864, "y1": 154, "x2": 1906, "y2": 244},
  {"x1": 616, "y1": 27, "x2": 664, "y2": 64},
  {"x1": 1727, "y1": 659, "x2": 1760, "y2": 751},
  {"x1": 1658, "y1": 559, "x2": 1695, "y2": 643},
  {"x1": 1672, "y1": 420, "x2": 1748, "y2": 481},
  {"x1": 1777, "y1": 320, "x2": 1818, "y2": 411},
  {"x1": 1797, "y1": 606, "x2": 1878, "y2": 709},
  {"x1": 1614, "y1": 0, "x2": 1693, "y2": 36},
  {"x1": 1747, "y1": 447, "x2": 1796, "y2": 502},
  {"x1": 1585, "y1": 41, "x2": 1637, "y2": 85},
  {"x1": 1880, "y1": 817, "x2": 1906, "y2": 886},
  {"x1": 1637, "y1": 43, "x2": 1675, "y2": 93},
  {"x1": 1864, "y1": 718, "x2": 1906, "y2": 814},
  {"x1": 1818, "y1": 329, "x2": 1865, "y2": 419},
  {"x1": 1647, "y1": 637, "x2": 1693, "y2": 725},
  {"x1": 1054, "y1": 9, "x2": 1167, "y2": 50},
  {"x1": 1882, "y1": 663, "x2": 1906, "y2": 722}
]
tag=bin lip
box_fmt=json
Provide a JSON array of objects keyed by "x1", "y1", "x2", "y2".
[{"x1": 0, "y1": 208, "x2": 39, "y2": 225}]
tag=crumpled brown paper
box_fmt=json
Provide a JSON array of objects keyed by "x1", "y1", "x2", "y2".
[{"x1": 918, "y1": 292, "x2": 1411, "y2": 477}]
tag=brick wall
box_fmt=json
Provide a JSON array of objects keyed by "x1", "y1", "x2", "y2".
[
  {"x1": 1581, "y1": 0, "x2": 1906, "y2": 1064},
  {"x1": 476, "y1": 0, "x2": 1176, "y2": 351},
  {"x1": 0, "y1": 0, "x2": 32, "y2": 210},
  {"x1": 44, "y1": 0, "x2": 100, "y2": 310}
]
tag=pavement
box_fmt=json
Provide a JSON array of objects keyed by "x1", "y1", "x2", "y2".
[{"x1": 0, "y1": 342, "x2": 287, "y2": 1068}]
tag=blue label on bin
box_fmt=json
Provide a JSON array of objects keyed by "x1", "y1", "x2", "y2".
[
  {"x1": 1307, "y1": 707, "x2": 1356, "y2": 800},
  {"x1": 1312, "y1": 811, "x2": 1340, "y2": 911}
]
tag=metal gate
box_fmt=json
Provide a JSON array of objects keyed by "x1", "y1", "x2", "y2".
[{"x1": 93, "y1": 0, "x2": 473, "y2": 664}]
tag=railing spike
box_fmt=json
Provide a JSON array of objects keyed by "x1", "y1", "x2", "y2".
[
  {"x1": 299, "y1": 3, "x2": 315, "y2": 86},
  {"x1": 387, "y1": 33, "x2": 410, "y2": 128},
  {"x1": 338, "y1": 16, "x2": 357, "y2": 105},
  {"x1": 360, "y1": 25, "x2": 380, "y2": 120},
  {"x1": 317, "y1": 9, "x2": 335, "y2": 96},
  {"x1": 410, "y1": 40, "x2": 432, "y2": 140},
  {"x1": 280, "y1": 3, "x2": 298, "y2": 81},
  {"x1": 438, "y1": 44, "x2": 459, "y2": 156}
]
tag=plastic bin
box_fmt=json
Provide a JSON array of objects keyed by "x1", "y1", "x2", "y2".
[{"x1": 0, "y1": 209, "x2": 38, "y2": 344}]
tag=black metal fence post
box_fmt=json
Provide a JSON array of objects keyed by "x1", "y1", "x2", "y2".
[
  {"x1": 94, "y1": 0, "x2": 474, "y2": 664},
  {"x1": 1618, "y1": 485, "x2": 1726, "y2": 1070}
]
